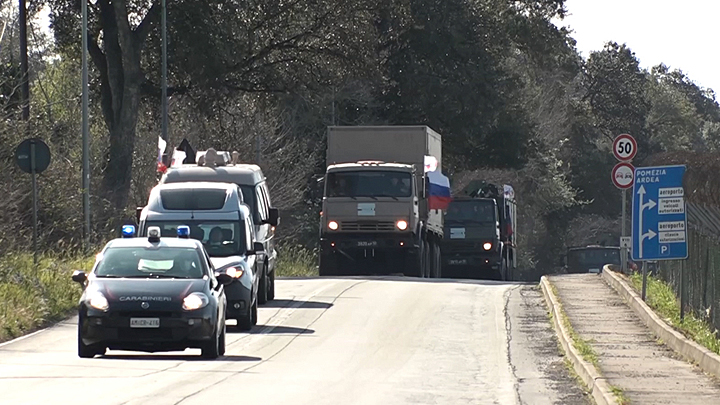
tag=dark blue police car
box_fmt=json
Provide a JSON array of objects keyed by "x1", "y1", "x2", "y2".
[{"x1": 71, "y1": 225, "x2": 232, "y2": 359}]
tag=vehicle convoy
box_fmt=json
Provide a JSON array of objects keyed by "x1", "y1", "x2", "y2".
[
  {"x1": 150, "y1": 147, "x2": 280, "y2": 305},
  {"x1": 440, "y1": 180, "x2": 517, "y2": 281},
  {"x1": 71, "y1": 225, "x2": 232, "y2": 359},
  {"x1": 137, "y1": 182, "x2": 264, "y2": 330},
  {"x1": 318, "y1": 126, "x2": 449, "y2": 277}
]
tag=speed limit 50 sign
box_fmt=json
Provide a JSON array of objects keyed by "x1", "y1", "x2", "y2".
[{"x1": 613, "y1": 133, "x2": 637, "y2": 161}]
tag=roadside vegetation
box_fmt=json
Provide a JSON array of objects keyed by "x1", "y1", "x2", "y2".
[
  {"x1": 629, "y1": 272, "x2": 720, "y2": 355},
  {"x1": 276, "y1": 245, "x2": 319, "y2": 277},
  {"x1": 0, "y1": 253, "x2": 93, "y2": 343}
]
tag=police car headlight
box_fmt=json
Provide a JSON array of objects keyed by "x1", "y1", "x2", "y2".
[
  {"x1": 183, "y1": 293, "x2": 209, "y2": 311},
  {"x1": 226, "y1": 267, "x2": 244, "y2": 278},
  {"x1": 88, "y1": 292, "x2": 109, "y2": 312}
]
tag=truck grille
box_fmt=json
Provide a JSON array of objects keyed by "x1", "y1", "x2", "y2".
[{"x1": 341, "y1": 220, "x2": 396, "y2": 231}]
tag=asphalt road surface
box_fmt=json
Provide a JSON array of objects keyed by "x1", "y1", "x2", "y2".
[{"x1": 0, "y1": 277, "x2": 589, "y2": 405}]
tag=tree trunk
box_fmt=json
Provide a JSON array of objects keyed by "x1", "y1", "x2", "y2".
[{"x1": 90, "y1": 0, "x2": 159, "y2": 210}]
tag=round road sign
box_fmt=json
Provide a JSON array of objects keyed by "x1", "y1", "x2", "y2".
[
  {"x1": 612, "y1": 162, "x2": 635, "y2": 189},
  {"x1": 15, "y1": 138, "x2": 51, "y2": 174},
  {"x1": 613, "y1": 133, "x2": 637, "y2": 161}
]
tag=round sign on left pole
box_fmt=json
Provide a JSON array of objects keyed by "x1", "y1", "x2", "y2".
[
  {"x1": 612, "y1": 162, "x2": 635, "y2": 189},
  {"x1": 15, "y1": 138, "x2": 51, "y2": 173}
]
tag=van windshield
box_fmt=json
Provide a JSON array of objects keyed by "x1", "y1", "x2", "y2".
[{"x1": 146, "y1": 221, "x2": 247, "y2": 257}]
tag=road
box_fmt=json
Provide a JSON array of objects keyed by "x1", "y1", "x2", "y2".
[{"x1": 0, "y1": 277, "x2": 588, "y2": 405}]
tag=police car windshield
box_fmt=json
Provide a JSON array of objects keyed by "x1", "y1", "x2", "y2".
[
  {"x1": 95, "y1": 247, "x2": 205, "y2": 279},
  {"x1": 146, "y1": 221, "x2": 246, "y2": 257}
]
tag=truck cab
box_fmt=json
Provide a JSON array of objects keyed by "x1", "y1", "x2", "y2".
[{"x1": 440, "y1": 181, "x2": 516, "y2": 281}]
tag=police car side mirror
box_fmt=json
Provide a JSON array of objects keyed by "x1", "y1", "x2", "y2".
[
  {"x1": 216, "y1": 273, "x2": 233, "y2": 285},
  {"x1": 72, "y1": 270, "x2": 87, "y2": 284}
]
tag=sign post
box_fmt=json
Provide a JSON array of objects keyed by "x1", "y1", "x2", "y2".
[
  {"x1": 631, "y1": 165, "x2": 687, "y2": 304},
  {"x1": 613, "y1": 134, "x2": 637, "y2": 273},
  {"x1": 15, "y1": 138, "x2": 51, "y2": 265}
]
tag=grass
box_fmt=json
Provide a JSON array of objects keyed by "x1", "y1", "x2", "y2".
[
  {"x1": 629, "y1": 272, "x2": 720, "y2": 355},
  {"x1": 275, "y1": 245, "x2": 318, "y2": 277},
  {"x1": 610, "y1": 385, "x2": 630, "y2": 405},
  {"x1": 0, "y1": 253, "x2": 94, "y2": 343},
  {"x1": 549, "y1": 283, "x2": 600, "y2": 369}
]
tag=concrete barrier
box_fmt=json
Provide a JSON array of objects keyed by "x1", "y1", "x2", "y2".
[
  {"x1": 540, "y1": 276, "x2": 616, "y2": 405},
  {"x1": 602, "y1": 266, "x2": 720, "y2": 380}
]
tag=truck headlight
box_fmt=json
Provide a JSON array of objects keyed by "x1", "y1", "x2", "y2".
[
  {"x1": 483, "y1": 242, "x2": 492, "y2": 251},
  {"x1": 396, "y1": 220, "x2": 408, "y2": 231},
  {"x1": 328, "y1": 221, "x2": 339, "y2": 230},
  {"x1": 183, "y1": 293, "x2": 209, "y2": 311},
  {"x1": 88, "y1": 292, "x2": 109, "y2": 311}
]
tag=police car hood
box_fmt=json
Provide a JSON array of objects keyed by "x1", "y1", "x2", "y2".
[
  {"x1": 209, "y1": 255, "x2": 247, "y2": 272},
  {"x1": 93, "y1": 278, "x2": 206, "y2": 307}
]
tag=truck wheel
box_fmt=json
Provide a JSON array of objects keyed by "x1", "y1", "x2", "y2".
[
  {"x1": 423, "y1": 240, "x2": 430, "y2": 278},
  {"x1": 268, "y1": 267, "x2": 275, "y2": 301},
  {"x1": 501, "y1": 259, "x2": 508, "y2": 281},
  {"x1": 319, "y1": 251, "x2": 339, "y2": 276},
  {"x1": 434, "y1": 243, "x2": 442, "y2": 278}
]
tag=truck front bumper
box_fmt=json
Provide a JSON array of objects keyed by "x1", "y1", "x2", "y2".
[{"x1": 320, "y1": 232, "x2": 417, "y2": 252}]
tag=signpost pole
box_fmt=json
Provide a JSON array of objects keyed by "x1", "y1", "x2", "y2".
[
  {"x1": 641, "y1": 261, "x2": 648, "y2": 301},
  {"x1": 621, "y1": 188, "x2": 627, "y2": 273},
  {"x1": 30, "y1": 140, "x2": 38, "y2": 266},
  {"x1": 680, "y1": 259, "x2": 686, "y2": 322}
]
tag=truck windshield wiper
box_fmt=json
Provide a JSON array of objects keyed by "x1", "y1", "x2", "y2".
[{"x1": 374, "y1": 194, "x2": 398, "y2": 201}]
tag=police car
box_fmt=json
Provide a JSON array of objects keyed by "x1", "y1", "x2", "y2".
[{"x1": 71, "y1": 225, "x2": 232, "y2": 359}]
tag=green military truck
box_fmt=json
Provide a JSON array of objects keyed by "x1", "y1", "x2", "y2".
[
  {"x1": 318, "y1": 126, "x2": 447, "y2": 278},
  {"x1": 440, "y1": 180, "x2": 517, "y2": 281}
]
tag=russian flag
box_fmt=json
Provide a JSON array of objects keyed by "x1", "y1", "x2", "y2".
[{"x1": 427, "y1": 169, "x2": 451, "y2": 210}]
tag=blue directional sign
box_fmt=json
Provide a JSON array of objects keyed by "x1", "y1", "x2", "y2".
[{"x1": 631, "y1": 165, "x2": 687, "y2": 261}]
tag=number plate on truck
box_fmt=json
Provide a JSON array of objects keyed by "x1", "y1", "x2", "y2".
[
  {"x1": 357, "y1": 241, "x2": 378, "y2": 247},
  {"x1": 449, "y1": 259, "x2": 467, "y2": 265},
  {"x1": 130, "y1": 318, "x2": 160, "y2": 328}
]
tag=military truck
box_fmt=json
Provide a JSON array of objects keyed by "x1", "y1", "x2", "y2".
[
  {"x1": 562, "y1": 245, "x2": 638, "y2": 274},
  {"x1": 440, "y1": 180, "x2": 517, "y2": 281},
  {"x1": 318, "y1": 126, "x2": 448, "y2": 278}
]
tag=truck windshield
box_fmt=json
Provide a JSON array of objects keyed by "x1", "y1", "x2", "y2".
[
  {"x1": 445, "y1": 200, "x2": 496, "y2": 223},
  {"x1": 146, "y1": 221, "x2": 247, "y2": 257},
  {"x1": 95, "y1": 247, "x2": 205, "y2": 279},
  {"x1": 326, "y1": 171, "x2": 412, "y2": 198},
  {"x1": 568, "y1": 248, "x2": 621, "y2": 269}
]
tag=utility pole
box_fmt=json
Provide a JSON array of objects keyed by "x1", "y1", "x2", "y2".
[
  {"x1": 81, "y1": 0, "x2": 91, "y2": 250},
  {"x1": 19, "y1": 0, "x2": 29, "y2": 120},
  {"x1": 161, "y1": 0, "x2": 168, "y2": 146}
]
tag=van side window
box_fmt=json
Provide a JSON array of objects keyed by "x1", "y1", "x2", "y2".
[
  {"x1": 255, "y1": 186, "x2": 268, "y2": 222},
  {"x1": 261, "y1": 182, "x2": 272, "y2": 208}
]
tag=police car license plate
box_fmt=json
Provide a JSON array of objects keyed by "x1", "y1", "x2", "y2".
[{"x1": 130, "y1": 318, "x2": 160, "y2": 328}]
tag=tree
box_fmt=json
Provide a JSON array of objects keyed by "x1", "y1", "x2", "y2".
[{"x1": 46, "y1": 0, "x2": 379, "y2": 210}]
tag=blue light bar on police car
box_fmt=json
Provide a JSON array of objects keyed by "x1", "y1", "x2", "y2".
[
  {"x1": 177, "y1": 225, "x2": 190, "y2": 238},
  {"x1": 121, "y1": 225, "x2": 135, "y2": 238}
]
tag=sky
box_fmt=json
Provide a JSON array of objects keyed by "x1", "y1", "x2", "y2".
[{"x1": 553, "y1": 0, "x2": 720, "y2": 94}]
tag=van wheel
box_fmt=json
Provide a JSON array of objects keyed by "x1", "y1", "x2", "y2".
[
  {"x1": 267, "y1": 267, "x2": 275, "y2": 301},
  {"x1": 258, "y1": 266, "x2": 268, "y2": 305}
]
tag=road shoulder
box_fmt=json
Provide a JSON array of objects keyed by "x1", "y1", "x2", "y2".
[{"x1": 507, "y1": 284, "x2": 592, "y2": 405}]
